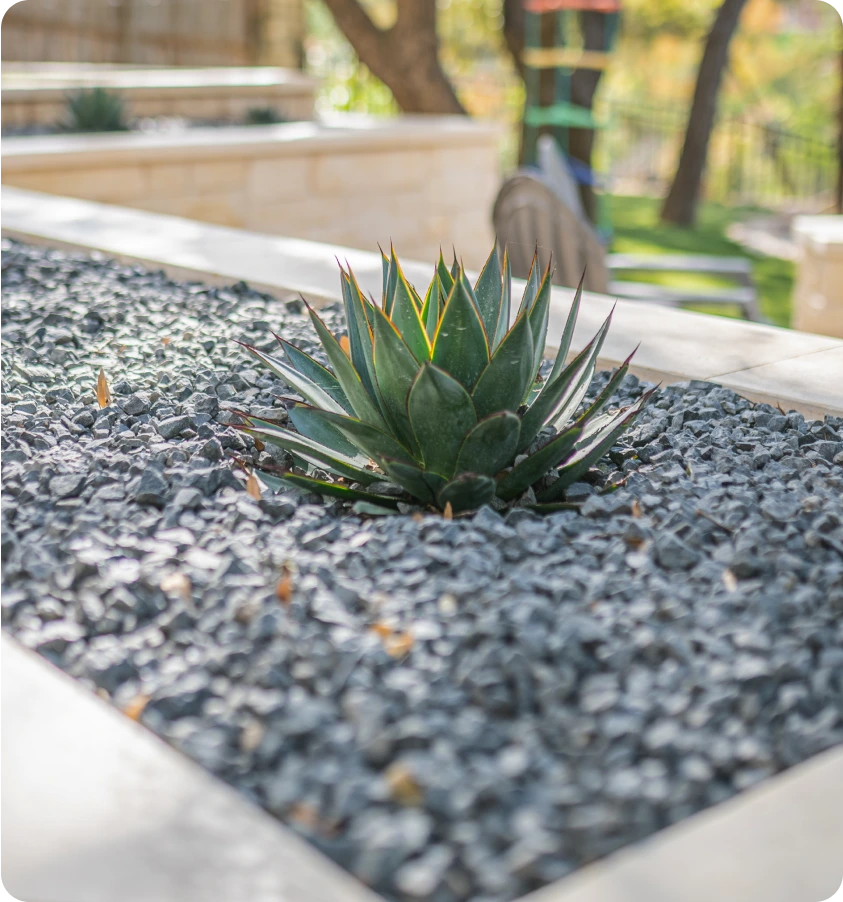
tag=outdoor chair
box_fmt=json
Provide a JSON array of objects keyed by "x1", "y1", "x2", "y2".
[{"x1": 492, "y1": 169, "x2": 612, "y2": 294}]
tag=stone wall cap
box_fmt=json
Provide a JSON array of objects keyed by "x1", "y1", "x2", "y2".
[
  {"x1": 1, "y1": 114, "x2": 503, "y2": 170},
  {"x1": 2, "y1": 65, "x2": 320, "y2": 92},
  {"x1": 792, "y1": 214, "x2": 843, "y2": 259},
  {"x1": 3, "y1": 186, "x2": 840, "y2": 419}
]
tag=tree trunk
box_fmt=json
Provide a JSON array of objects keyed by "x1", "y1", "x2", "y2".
[
  {"x1": 569, "y1": 12, "x2": 608, "y2": 223},
  {"x1": 661, "y1": 0, "x2": 748, "y2": 226},
  {"x1": 502, "y1": 0, "x2": 525, "y2": 81},
  {"x1": 321, "y1": 0, "x2": 465, "y2": 115},
  {"x1": 837, "y1": 36, "x2": 843, "y2": 214}
]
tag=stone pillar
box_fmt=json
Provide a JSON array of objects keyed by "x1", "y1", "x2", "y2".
[{"x1": 792, "y1": 216, "x2": 843, "y2": 339}]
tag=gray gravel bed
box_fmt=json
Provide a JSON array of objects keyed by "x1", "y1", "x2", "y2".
[{"x1": 2, "y1": 239, "x2": 842, "y2": 902}]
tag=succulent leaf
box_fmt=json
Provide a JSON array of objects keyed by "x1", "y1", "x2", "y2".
[
  {"x1": 524, "y1": 265, "x2": 554, "y2": 402},
  {"x1": 518, "y1": 309, "x2": 613, "y2": 451},
  {"x1": 437, "y1": 473, "x2": 496, "y2": 514},
  {"x1": 408, "y1": 363, "x2": 477, "y2": 478},
  {"x1": 370, "y1": 303, "x2": 424, "y2": 451},
  {"x1": 492, "y1": 250, "x2": 513, "y2": 350},
  {"x1": 431, "y1": 272, "x2": 490, "y2": 392},
  {"x1": 548, "y1": 308, "x2": 614, "y2": 431},
  {"x1": 496, "y1": 424, "x2": 582, "y2": 501},
  {"x1": 517, "y1": 250, "x2": 541, "y2": 317},
  {"x1": 546, "y1": 272, "x2": 584, "y2": 385},
  {"x1": 307, "y1": 304, "x2": 389, "y2": 431},
  {"x1": 380, "y1": 247, "x2": 390, "y2": 302},
  {"x1": 311, "y1": 409, "x2": 418, "y2": 466},
  {"x1": 379, "y1": 458, "x2": 445, "y2": 504},
  {"x1": 525, "y1": 502, "x2": 581, "y2": 513},
  {"x1": 472, "y1": 245, "x2": 503, "y2": 340},
  {"x1": 243, "y1": 342, "x2": 349, "y2": 415},
  {"x1": 574, "y1": 347, "x2": 638, "y2": 435},
  {"x1": 340, "y1": 269, "x2": 378, "y2": 400},
  {"x1": 241, "y1": 418, "x2": 378, "y2": 484},
  {"x1": 538, "y1": 392, "x2": 653, "y2": 501},
  {"x1": 287, "y1": 403, "x2": 361, "y2": 458},
  {"x1": 260, "y1": 468, "x2": 400, "y2": 509},
  {"x1": 420, "y1": 270, "x2": 442, "y2": 340},
  {"x1": 456, "y1": 411, "x2": 521, "y2": 477},
  {"x1": 471, "y1": 309, "x2": 534, "y2": 419},
  {"x1": 277, "y1": 336, "x2": 350, "y2": 409},
  {"x1": 383, "y1": 246, "x2": 400, "y2": 317},
  {"x1": 449, "y1": 252, "x2": 461, "y2": 281},
  {"x1": 390, "y1": 268, "x2": 431, "y2": 362},
  {"x1": 437, "y1": 251, "x2": 454, "y2": 298}
]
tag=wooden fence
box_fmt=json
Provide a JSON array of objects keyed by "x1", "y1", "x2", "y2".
[{"x1": 1, "y1": 0, "x2": 303, "y2": 68}]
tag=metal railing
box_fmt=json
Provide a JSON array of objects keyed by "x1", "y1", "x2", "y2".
[
  {"x1": 597, "y1": 99, "x2": 837, "y2": 210},
  {"x1": 303, "y1": 37, "x2": 838, "y2": 212}
]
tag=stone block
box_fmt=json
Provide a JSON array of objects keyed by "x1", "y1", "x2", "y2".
[
  {"x1": 4, "y1": 165, "x2": 147, "y2": 204},
  {"x1": 192, "y1": 160, "x2": 248, "y2": 193},
  {"x1": 179, "y1": 192, "x2": 246, "y2": 229},
  {"x1": 792, "y1": 215, "x2": 843, "y2": 339},
  {"x1": 143, "y1": 163, "x2": 194, "y2": 198},
  {"x1": 246, "y1": 157, "x2": 314, "y2": 203},
  {"x1": 313, "y1": 149, "x2": 431, "y2": 197}
]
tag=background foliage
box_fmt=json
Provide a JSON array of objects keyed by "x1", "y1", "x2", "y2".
[
  {"x1": 304, "y1": 0, "x2": 838, "y2": 326},
  {"x1": 304, "y1": 0, "x2": 841, "y2": 157}
]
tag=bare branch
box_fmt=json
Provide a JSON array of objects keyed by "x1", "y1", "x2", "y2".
[
  {"x1": 322, "y1": 0, "x2": 465, "y2": 115},
  {"x1": 321, "y1": 0, "x2": 388, "y2": 64}
]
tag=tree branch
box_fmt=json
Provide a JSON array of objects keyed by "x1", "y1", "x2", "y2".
[
  {"x1": 321, "y1": 0, "x2": 389, "y2": 67},
  {"x1": 323, "y1": 0, "x2": 465, "y2": 115},
  {"x1": 395, "y1": 0, "x2": 436, "y2": 32},
  {"x1": 502, "y1": 0, "x2": 525, "y2": 79}
]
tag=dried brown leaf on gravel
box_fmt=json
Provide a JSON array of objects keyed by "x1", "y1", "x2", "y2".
[
  {"x1": 246, "y1": 471, "x2": 262, "y2": 500},
  {"x1": 385, "y1": 762, "x2": 423, "y2": 806},
  {"x1": 96, "y1": 367, "x2": 112, "y2": 408},
  {"x1": 123, "y1": 694, "x2": 150, "y2": 721},
  {"x1": 276, "y1": 563, "x2": 294, "y2": 605}
]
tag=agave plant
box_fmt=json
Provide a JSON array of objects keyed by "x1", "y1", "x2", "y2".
[
  {"x1": 235, "y1": 246, "x2": 651, "y2": 514},
  {"x1": 244, "y1": 105, "x2": 286, "y2": 125},
  {"x1": 63, "y1": 87, "x2": 128, "y2": 133}
]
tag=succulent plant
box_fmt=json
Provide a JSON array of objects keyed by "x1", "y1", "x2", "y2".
[
  {"x1": 244, "y1": 105, "x2": 286, "y2": 125},
  {"x1": 63, "y1": 87, "x2": 129, "y2": 133},
  {"x1": 236, "y1": 246, "x2": 651, "y2": 515}
]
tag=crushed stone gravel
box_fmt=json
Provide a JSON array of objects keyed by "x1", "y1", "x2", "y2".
[{"x1": 2, "y1": 239, "x2": 842, "y2": 902}]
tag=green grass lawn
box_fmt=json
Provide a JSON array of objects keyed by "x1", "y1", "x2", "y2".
[{"x1": 605, "y1": 194, "x2": 794, "y2": 328}]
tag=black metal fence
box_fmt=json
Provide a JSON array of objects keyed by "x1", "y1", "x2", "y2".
[
  {"x1": 303, "y1": 36, "x2": 838, "y2": 213},
  {"x1": 597, "y1": 99, "x2": 837, "y2": 210}
]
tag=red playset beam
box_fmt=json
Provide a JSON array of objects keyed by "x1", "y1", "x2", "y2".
[{"x1": 523, "y1": 0, "x2": 620, "y2": 13}]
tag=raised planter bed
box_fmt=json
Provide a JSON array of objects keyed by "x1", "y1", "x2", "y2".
[
  {"x1": 2, "y1": 199, "x2": 842, "y2": 902},
  {"x1": 1, "y1": 117, "x2": 501, "y2": 270},
  {"x1": 1, "y1": 63, "x2": 319, "y2": 129}
]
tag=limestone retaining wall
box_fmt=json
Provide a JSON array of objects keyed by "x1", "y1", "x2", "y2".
[{"x1": 1, "y1": 115, "x2": 502, "y2": 268}]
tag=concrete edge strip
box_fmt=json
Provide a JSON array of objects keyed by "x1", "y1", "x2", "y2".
[
  {"x1": 520, "y1": 745, "x2": 843, "y2": 902},
  {"x1": 2, "y1": 187, "x2": 841, "y2": 423},
  {"x1": 1, "y1": 633, "x2": 385, "y2": 902}
]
